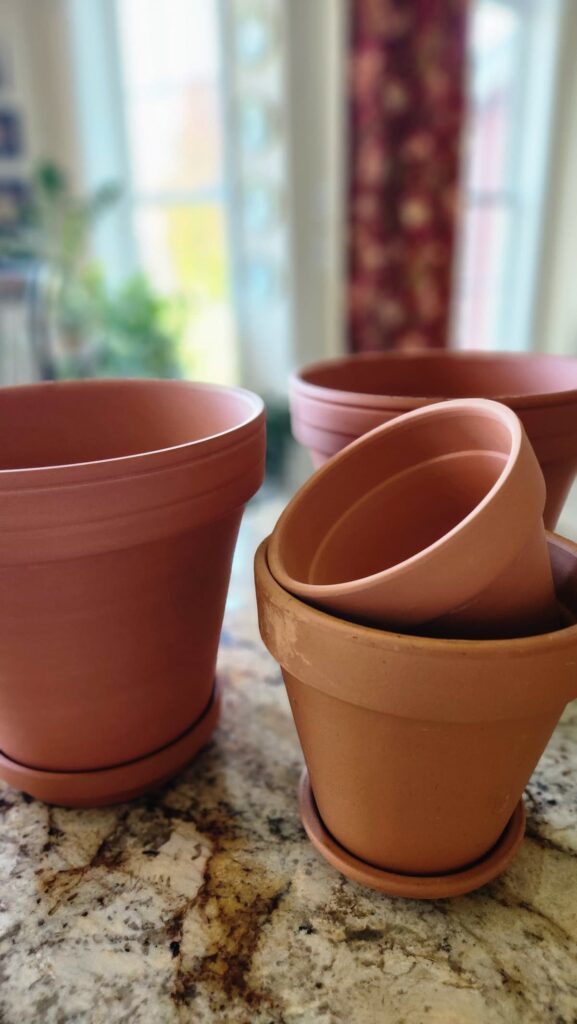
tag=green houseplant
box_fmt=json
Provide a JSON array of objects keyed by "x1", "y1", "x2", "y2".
[{"x1": 0, "y1": 161, "x2": 186, "y2": 380}]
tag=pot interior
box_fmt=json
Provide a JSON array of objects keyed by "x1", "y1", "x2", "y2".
[
  {"x1": 301, "y1": 352, "x2": 577, "y2": 402},
  {"x1": 0, "y1": 380, "x2": 259, "y2": 470},
  {"x1": 279, "y1": 405, "x2": 512, "y2": 586},
  {"x1": 310, "y1": 451, "x2": 505, "y2": 584}
]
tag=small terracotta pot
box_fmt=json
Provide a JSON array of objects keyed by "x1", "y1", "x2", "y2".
[
  {"x1": 0, "y1": 379, "x2": 265, "y2": 795},
  {"x1": 269, "y1": 399, "x2": 556, "y2": 638},
  {"x1": 290, "y1": 350, "x2": 577, "y2": 527},
  {"x1": 255, "y1": 534, "x2": 577, "y2": 877}
]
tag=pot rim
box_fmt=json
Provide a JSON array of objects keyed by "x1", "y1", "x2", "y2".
[
  {"x1": 290, "y1": 406, "x2": 577, "y2": 471},
  {"x1": 269, "y1": 398, "x2": 537, "y2": 601},
  {"x1": 256, "y1": 535, "x2": 577, "y2": 719},
  {"x1": 258, "y1": 535, "x2": 577, "y2": 657},
  {"x1": 291, "y1": 392, "x2": 577, "y2": 427},
  {"x1": 0, "y1": 425, "x2": 265, "y2": 495},
  {"x1": 0, "y1": 378, "x2": 265, "y2": 478},
  {"x1": 291, "y1": 350, "x2": 577, "y2": 411}
]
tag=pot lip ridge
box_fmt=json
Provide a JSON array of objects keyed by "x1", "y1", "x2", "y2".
[
  {"x1": 269, "y1": 398, "x2": 533, "y2": 599},
  {"x1": 0, "y1": 379, "x2": 265, "y2": 478},
  {"x1": 290, "y1": 350, "x2": 577, "y2": 410},
  {"x1": 257, "y1": 534, "x2": 577, "y2": 657},
  {"x1": 0, "y1": 425, "x2": 266, "y2": 495}
]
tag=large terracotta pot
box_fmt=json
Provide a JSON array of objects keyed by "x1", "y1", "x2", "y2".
[
  {"x1": 255, "y1": 535, "x2": 577, "y2": 889},
  {"x1": 290, "y1": 351, "x2": 577, "y2": 527},
  {"x1": 0, "y1": 379, "x2": 265, "y2": 804},
  {"x1": 269, "y1": 399, "x2": 556, "y2": 638}
]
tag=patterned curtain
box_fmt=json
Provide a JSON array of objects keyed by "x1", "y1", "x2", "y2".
[{"x1": 347, "y1": 0, "x2": 469, "y2": 352}]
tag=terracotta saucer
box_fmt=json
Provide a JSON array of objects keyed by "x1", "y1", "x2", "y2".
[
  {"x1": 298, "y1": 769, "x2": 526, "y2": 900},
  {"x1": 0, "y1": 678, "x2": 223, "y2": 808}
]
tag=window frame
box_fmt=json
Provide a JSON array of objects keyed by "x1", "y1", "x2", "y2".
[{"x1": 453, "y1": 0, "x2": 563, "y2": 352}]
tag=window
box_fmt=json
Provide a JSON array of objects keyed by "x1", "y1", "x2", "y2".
[
  {"x1": 70, "y1": 0, "x2": 286, "y2": 388},
  {"x1": 69, "y1": 0, "x2": 345, "y2": 393},
  {"x1": 114, "y1": 0, "x2": 236, "y2": 384},
  {"x1": 453, "y1": 0, "x2": 562, "y2": 351},
  {"x1": 70, "y1": 0, "x2": 306, "y2": 390}
]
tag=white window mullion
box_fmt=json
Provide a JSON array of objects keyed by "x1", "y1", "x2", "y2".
[
  {"x1": 453, "y1": 0, "x2": 562, "y2": 353},
  {"x1": 67, "y1": 0, "x2": 138, "y2": 285}
]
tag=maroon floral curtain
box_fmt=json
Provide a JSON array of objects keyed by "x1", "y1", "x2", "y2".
[{"x1": 347, "y1": 0, "x2": 469, "y2": 352}]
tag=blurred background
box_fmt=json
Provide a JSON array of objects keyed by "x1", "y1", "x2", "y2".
[{"x1": 0, "y1": 0, "x2": 574, "y2": 495}]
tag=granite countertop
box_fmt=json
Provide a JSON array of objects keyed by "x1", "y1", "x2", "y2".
[{"x1": 1, "y1": 497, "x2": 577, "y2": 1024}]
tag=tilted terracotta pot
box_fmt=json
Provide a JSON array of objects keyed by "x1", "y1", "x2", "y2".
[
  {"x1": 255, "y1": 534, "x2": 577, "y2": 879},
  {"x1": 290, "y1": 350, "x2": 577, "y2": 526},
  {"x1": 0, "y1": 379, "x2": 265, "y2": 803},
  {"x1": 269, "y1": 399, "x2": 557, "y2": 638}
]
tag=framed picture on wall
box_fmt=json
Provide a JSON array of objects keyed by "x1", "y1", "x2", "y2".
[
  {"x1": 0, "y1": 180, "x2": 28, "y2": 232},
  {"x1": 0, "y1": 110, "x2": 22, "y2": 158}
]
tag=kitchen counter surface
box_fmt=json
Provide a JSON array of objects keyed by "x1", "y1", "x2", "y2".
[{"x1": 1, "y1": 498, "x2": 577, "y2": 1024}]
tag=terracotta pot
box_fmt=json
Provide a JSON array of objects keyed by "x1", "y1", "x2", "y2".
[
  {"x1": 0, "y1": 379, "x2": 265, "y2": 793},
  {"x1": 290, "y1": 406, "x2": 397, "y2": 470},
  {"x1": 269, "y1": 399, "x2": 556, "y2": 638},
  {"x1": 290, "y1": 350, "x2": 577, "y2": 526},
  {"x1": 255, "y1": 534, "x2": 577, "y2": 878}
]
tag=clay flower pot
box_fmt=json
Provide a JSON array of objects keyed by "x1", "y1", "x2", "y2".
[
  {"x1": 0, "y1": 378, "x2": 265, "y2": 806},
  {"x1": 255, "y1": 534, "x2": 577, "y2": 898},
  {"x1": 290, "y1": 350, "x2": 577, "y2": 527},
  {"x1": 269, "y1": 399, "x2": 556, "y2": 639}
]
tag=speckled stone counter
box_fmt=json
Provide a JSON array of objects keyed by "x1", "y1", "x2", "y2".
[{"x1": 1, "y1": 499, "x2": 577, "y2": 1024}]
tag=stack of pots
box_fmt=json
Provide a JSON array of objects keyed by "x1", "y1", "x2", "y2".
[
  {"x1": 290, "y1": 350, "x2": 577, "y2": 528},
  {"x1": 0, "y1": 378, "x2": 265, "y2": 807},
  {"x1": 256, "y1": 395, "x2": 577, "y2": 898}
]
